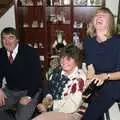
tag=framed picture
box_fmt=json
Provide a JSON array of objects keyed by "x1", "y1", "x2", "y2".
[{"x1": 117, "y1": 0, "x2": 120, "y2": 34}]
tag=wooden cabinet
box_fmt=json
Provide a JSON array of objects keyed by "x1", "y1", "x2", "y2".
[
  {"x1": 14, "y1": 0, "x2": 105, "y2": 69},
  {"x1": 14, "y1": 0, "x2": 48, "y2": 69}
]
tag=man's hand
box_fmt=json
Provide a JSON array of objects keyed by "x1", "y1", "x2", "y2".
[
  {"x1": 37, "y1": 103, "x2": 47, "y2": 112},
  {"x1": 19, "y1": 96, "x2": 32, "y2": 105},
  {"x1": 42, "y1": 97, "x2": 53, "y2": 109},
  {"x1": 0, "y1": 88, "x2": 7, "y2": 106},
  {"x1": 37, "y1": 97, "x2": 53, "y2": 113}
]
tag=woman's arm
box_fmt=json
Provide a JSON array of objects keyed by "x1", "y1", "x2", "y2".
[
  {"x1": 106, "y1": 71, "x2": 120, "y2": 80},
  {"x1": 95, "y1": 71, "x2": 120, "y2": 81},
  {"x1": 91, "y1": 71, "x2": 120, "y2": 86}
]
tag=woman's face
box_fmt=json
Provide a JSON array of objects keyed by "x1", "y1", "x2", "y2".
[
  {"x1": 93, "y1": 11, "x2": 110, "y2": 31},
  {"x1": 60, "y1": 56, "x2": 77, "y2": 74}
]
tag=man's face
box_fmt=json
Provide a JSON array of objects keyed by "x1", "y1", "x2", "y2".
[{"x1": 2, "y1": 33, "x2": 18, "y2": 52}]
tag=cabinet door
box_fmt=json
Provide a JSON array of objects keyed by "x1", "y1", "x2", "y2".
[
  {"x1": 46, "y1": 0, "x2": 72, "y2": 55},
  {"x1": 73, "y1": 6, "x2": 99, "y2": 38},
  {"x1": 73, "y1": 0, "x2": 105, "y2": 49},
  {"x1": 15, "y1": 0, "x2": 48, "y2": 69}
]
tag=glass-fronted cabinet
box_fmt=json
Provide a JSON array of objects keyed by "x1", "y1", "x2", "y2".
[{"x1": 14, "y1": 0, "x2": 105, "y2": 69}]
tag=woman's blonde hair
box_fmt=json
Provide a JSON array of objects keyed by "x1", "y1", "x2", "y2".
[
  {"x1": 86, "y1": 19, "x2": 95, "y2": 38},
  {"x1": 87, "y1": 7, "x2": 115, "y2": 38}
]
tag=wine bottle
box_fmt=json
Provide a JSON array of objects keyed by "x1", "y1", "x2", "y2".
[{"x1": 83, "y1": 79, "x2": 98, "y2": 98}]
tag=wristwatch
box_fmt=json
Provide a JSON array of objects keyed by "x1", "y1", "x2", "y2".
[{"x1": 107, "y1": 73, "x2": 110, "y2": 80}]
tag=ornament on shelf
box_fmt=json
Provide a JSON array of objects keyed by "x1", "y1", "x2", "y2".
[
  {"x1": 74, "y1": 0, "x2": 82, "y2": 5},
  {"x1": 95, "y1": 0, "x2": 103, "y2": 5},
  {"x1": 57, "y1": 30, "x2": 63, "y2": 43},
  {"x1": 40, "y1": 56, "x2": 44, "y2": 61},
  {"x1": 34, "y1": 43, "x2": 38, "y2": 48},
  {"x1": 24, "y1": 0, "x2": 34, "y2": 6},
  {"x1": 28, "y1": 43, "x2": 32, "y2": 47},
  {"x1": 73, "y1": 32, "x2": 83, "y2": 50},
  {"x1": 32, "y1": 20, "x2": 39, "y2": 28},
  {"x1": 19, "y1": 0, "x2": 25, "y2": 6},
  {"x1": 52, "y1": 30, "x2": 67, "y2": 52},
  {"x1": 80, "y1": 0, "x2": 87, "y2": 5},
  {"x1": 37, "y1": 0, "x2": 43, "y2": 6},
  {"x1": 50, "y1": 0, "x2": 53, "y2": 6},
  {"x1": 40, "y1": 21, "x2": 44, "y2": 28},
  {"x1": 39, "y1": 42, "x2": 44, "y2": 48},
  {"x1": 17, "y1": 0, "x2": 22, "y2": 6},
  {"x1": 87, "y1": 0, "x2": 91, "y2": 5},
  {"x1": 90, "y1": 0, "x2": 95, "y2": 5},
  {"x1": 73, "y1": 21, "x2": 83, "y2": 29},
  {"x1": 59, "y1": 0, "x2": 62, "y2": 5},
  {"x1": 49, "y1": 14, "x2": 57, "y2": 23},
  {"x1": 23, "y1": 23, "x2": 29, "y2": 28},
  {"x1": 73, "y1": 21, "x2": 77, "y2": 28},
  {"x1": 64, "y1": 0, "x2": 70, "y2": 5},
  {"x1": 56, "y1": 12, "x2": 66, "y2": 24},
  {"x1": 54, "y1": 0, "x2": 59, "y2": 6},
  {"x1": 60, "y1": 11, "x2": 66, "y2": 23}
]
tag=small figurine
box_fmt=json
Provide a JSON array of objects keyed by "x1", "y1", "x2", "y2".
[
  {"x1": 32, "y1": 20, "x2": 39, "y2": 28},
  {"x1": 25, "y1": 0, "x2": 33, "y2": 6}
]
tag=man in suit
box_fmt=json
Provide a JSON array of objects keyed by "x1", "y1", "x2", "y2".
[{"x1": 0, "y1": 27, "x2": 43, "y2": 120}]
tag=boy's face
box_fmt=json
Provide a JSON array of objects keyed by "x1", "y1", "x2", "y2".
[
  {"x1": 2, "y1": 33, "x2": 18, "y2": 52},
  {"x1": 60, "y1": 56, "x2": 77, "y2": 74}
]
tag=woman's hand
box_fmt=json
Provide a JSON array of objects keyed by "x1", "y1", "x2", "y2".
[
  {"x1": 19, "y1": 96, "x2": 32, "y2": 105},
  {"x1": 87, "y1": 64, "x2": 95, "y2": 80},
  {"x1": 94, "y1": 73, "x2": 108, "y2": 86},
  {"x1": 87, "y1": 64, "x2": 108, "y2": 86},
  {"x1": 0, "y1": 88, "x2": 7, "y2": 106}
]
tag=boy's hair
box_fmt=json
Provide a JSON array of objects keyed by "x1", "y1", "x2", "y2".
[{"x1": 60, "y1": 44, "x2": 83, "y2": 67}]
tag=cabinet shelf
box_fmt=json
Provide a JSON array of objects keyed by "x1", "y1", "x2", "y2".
[
  {"x1": 47, "y1": 22, "x2": 71, "y2": 25},
  {"x1": 73, "y1": 5, "x2": 103, "y2": 7},
  {"x1": 23, "y1": 27, "x2": 45, "y2": 30},
  {"x1": 47, "y1": 5, "x2": 71, "y2": 7},
  {"x1": 18, "y1": 5, "x2": 43, "y2": 7}
]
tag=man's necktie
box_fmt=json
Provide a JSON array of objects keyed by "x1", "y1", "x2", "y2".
[{"x1": 8, "y1": 51, "x2": 13, "y2": 64}]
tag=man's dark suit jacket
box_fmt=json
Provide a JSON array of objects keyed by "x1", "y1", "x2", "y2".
[{"x1": 0, "y1": 43, "x2": 43, "y2": 97}]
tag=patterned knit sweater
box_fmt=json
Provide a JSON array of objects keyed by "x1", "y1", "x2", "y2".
[{"x1": 46, "y1": 67, "x2": 86, "y2": 113}]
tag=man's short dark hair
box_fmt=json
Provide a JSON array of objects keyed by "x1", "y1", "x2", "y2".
[{"x1": 1, "y1": 27, "x2": 19, "y2": 40}]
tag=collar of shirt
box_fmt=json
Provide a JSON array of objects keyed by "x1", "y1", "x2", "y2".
[
  {"x1": 7, "y1": 44, "x2": 19, "y2": 60},
  {"x1": 61, "y1": 66, "x2": 79, "y2": 80}
]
